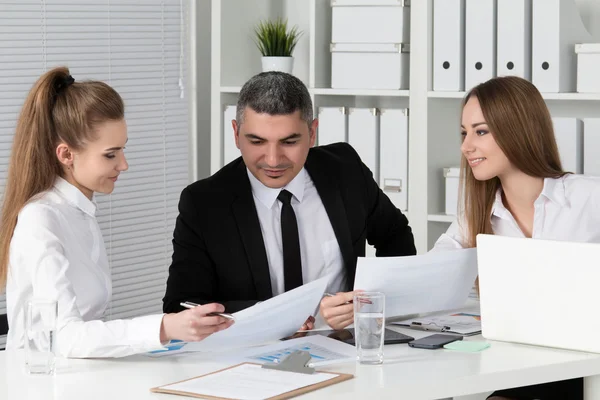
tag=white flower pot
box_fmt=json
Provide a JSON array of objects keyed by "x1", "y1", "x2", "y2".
[{"x1": 261, "y1": 56, "x2": 294, "y2": 74}]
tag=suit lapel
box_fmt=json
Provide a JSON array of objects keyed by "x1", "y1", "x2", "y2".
[
  {"x1": 305, "y1": 153, "x2": 354, "y2": 282},
  {"x1": 231, "y1": 163, "x2": 273, "y2": 300}
]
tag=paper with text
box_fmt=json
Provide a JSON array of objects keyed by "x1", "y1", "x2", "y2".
[
  {"x1": 354, "y1": 249, "x2": 478, "y2": 318},
  {"x1": 182, "y1": 276, "x2": 329, "y2": 352},
  {"x1": 158, "y1": 363, "x2": 336, "y2": 400}
]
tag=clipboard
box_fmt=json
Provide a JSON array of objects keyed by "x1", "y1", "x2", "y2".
[{"x1": 150, "y1": 351, "x2": 353, "y2": 400}]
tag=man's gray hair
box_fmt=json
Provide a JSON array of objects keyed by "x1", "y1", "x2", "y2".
[{"x1": 236, "y1": 71, "x2": 313, "y2": 128}]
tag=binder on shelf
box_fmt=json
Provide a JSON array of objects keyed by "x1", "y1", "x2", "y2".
[
  {"x1": 433, "y1": 0, "x2": 465, "y2": 92},
  {"x1": 223, "y1": 105, "x2": 239, "y2": 166},
  {"x1": 379, "y1": 108, "x2": 409, "y2": 211},
  {"x1": 552, "y1": 117, "x2": 583, "y2": 173},
  {"x1": 331, "y1": 3, "x2": 410, "y2": 44},
  {"x1": 465, "y1": 0, "x2": 496, "y2": 90},
  {"x1": 583, "y1": 118, "x2": 600, "y2": 176},
  {"x1": 532, "y1": 0, "x2": 592, "y2": 93},
  {"x1": 497, "y1": 0, "x2": 531, "y2": 80},
  {"x1": 348, "y1": 108, "x2": 379, "y2": 182},
  {"x1": 318, "y1": 107, "x2": 347, "y2": 146}
]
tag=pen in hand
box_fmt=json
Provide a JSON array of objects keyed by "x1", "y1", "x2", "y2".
[
  {"x1": 323, "y1": 292, "x2": 372, "y2": 305},
  {"x1": 180, "y1": 301, "x2": 236, "y2": 321}
]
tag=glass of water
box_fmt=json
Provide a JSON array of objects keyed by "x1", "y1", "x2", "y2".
[
  {"x1": 25, "y1": 299, "x2": 57, "y2": 374},
  {"x1": 353, "y1": 292, "x2": 385, "y2": 365}
]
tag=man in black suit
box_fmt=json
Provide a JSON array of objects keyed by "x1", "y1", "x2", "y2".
[{"x1": 163, "y1": 71, "x2": 416, "y2": 329}]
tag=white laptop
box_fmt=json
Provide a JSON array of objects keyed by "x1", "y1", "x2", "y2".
[{"x1": 476, "y1": 234, "x2": 600, "y2": 353}]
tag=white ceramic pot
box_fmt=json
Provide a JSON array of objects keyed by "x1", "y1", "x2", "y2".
[{"x1": 261, "y1": 56, "x2": 294, "y2": 74}]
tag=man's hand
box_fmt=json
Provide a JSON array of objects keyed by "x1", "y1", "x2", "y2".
[
  {"x1": 319, "y1": 291, "x2": 360, "y2": 330},
  {"x1": 299, "y1": 316, "x2": 316, "y2": 331}
]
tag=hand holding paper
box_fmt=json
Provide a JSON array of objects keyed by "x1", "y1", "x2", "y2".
[
  {"x1": 181, "y1": 276, "x2": 330, "y2": 352},
  {"x1": 353, "y1": 249, "x2": 478, "y2": 318}
]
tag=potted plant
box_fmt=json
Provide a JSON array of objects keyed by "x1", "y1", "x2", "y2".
[{"x1": 254, "y1": 18, "x2": 303, "y2": 74}]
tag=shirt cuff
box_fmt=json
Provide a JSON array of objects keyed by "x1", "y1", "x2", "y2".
[{"x1": 128, "y1": 313, "x2": 166, "y2": 353}]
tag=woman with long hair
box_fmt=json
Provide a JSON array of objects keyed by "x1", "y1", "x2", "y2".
[
  {"x1": 434, "y1": 76, "x2": 600, "y2": 399},
  {"x1": 1, "y1": 67, "x2": 233, "y2": 358}
]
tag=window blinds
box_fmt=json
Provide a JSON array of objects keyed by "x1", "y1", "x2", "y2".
[{"x1": 0, "y1": 0, "x2": 190, "y2": 348}]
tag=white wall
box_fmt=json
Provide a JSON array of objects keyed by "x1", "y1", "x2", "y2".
[{"x1": 576, "y1": 0, "x2": 600, "y2": 38}]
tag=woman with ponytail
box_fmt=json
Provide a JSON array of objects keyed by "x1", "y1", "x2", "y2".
[
  {"x1": 1, "y1": 67, "x2": 233, "y2": 358},
  {"x1": 432, "y1": 76, "x2": 600, "y2": 399}
]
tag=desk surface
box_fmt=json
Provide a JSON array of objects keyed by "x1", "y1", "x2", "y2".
[{"x1": 3, "y1": 326, "x2": 600, "y2": 400}]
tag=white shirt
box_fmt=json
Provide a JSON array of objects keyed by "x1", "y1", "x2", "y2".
[
  {"x1": 6, "y1": 177, "x2": 164, "y2": 358},
  {"x1": 433, "y1": 175, "x2": 600, "y2": 250},
  {"x1": 248, "y1": 168, "x2": 346, "y2": 296}
]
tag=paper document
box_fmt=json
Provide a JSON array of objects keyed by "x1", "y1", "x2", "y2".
[
  {"x1": 181, "y1": 276, "x2": 329, "y2": 352},
  {"x1": 230, "y1": 335, "x2": 356, "y2": 367},
  {"x1": 156, "y1": 363, "x2": 337, "y2": 400},
  {"x1": 392, "y1": 308, "x2": 482, "y2": 336},
  {"x1": 354, "y1": 249, "x2": 478, "y2": 318}
]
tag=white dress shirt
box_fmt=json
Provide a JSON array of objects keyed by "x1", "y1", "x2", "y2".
[
  {"x1": 248, "y1": 168, "x2": 346, "y2": 296},
  {"x1": 6, "y1": 177, "x2": 164, "y2": 358},
  {"x1": 433, "y1": 175, "x2": 600, "y2": 250}
]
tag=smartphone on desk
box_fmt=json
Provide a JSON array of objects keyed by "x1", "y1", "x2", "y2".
[
  {"x1": 408, "y1": 334, "x2": 463, "y2": 349},
  {"x1": 284, "y1": 328, "x2": 414, "y2": 345}
]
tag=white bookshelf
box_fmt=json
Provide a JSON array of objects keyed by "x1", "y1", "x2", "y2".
[{"x1": 210, "y1": 0, "x2": 600, "y2": 253}]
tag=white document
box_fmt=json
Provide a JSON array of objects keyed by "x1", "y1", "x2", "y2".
[
  {"x1": 552, "y1": 117, "x2": 583, "y2": 173},
  {"x1": 182, "y1": 276, "x2": 329, "y2": 352},
  {"x1": 158, "y1": 363, "x2": 337, "y2": 400},
  {"x1": 348, "y1": 108, "x2": 378, "y2": 181},
  {"x1": 230, "y1": 335, "x2": 356, "y2": 368},
  {"x1": 354, "y1": 249, "x2": 478, "y2": 318},
  {"x1": 532, "y1": 0, "x2": 592, "y2": 92},
  {"x1": 497, "y1": 0, "x2": 531, "y2": 79},
  {"x1": 465, "y1": 0, "x2": 496, "y2": 90},
  {"x1": 584, "y1": 118, "x2": 600, "y2": 176},
  {"x1": 223, "y1": 105, "x2": 238, "y2": 166},
  {"x1": 318, "y1": 107, "x2": 347, "y2": 146},
  {"x1": 392, "y1": 307, "x2": 482, "y2": 336},
  {"x1": 379, "y1": 109, "x2": 408, "y2": 211},
  {"x1": 433, "y1": 0, "x2": 465, "y2": 91}
]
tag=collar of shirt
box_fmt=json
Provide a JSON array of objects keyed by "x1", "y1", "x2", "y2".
[
  {"x1": 247, "y1": 167, "x2": 306, "y2": 209},
  {"x1": 491, "y1": 176, "x2": 568, "y2": 220},
  {"x1": 53, "y1": 176, "x2": 97, "y2": 217}
]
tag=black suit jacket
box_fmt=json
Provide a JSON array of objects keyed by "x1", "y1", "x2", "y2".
[{"x1": 163, "y1": 143, "x2": 416, "y2": 313}]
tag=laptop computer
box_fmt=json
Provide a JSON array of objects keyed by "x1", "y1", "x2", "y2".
[{"x1": 476, "y1": 234, "x2": 600, "y2": 353}]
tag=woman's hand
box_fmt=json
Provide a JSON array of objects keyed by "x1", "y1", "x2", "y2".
[{"x1": 160, "y1": 303, "x2": 234, "y2": 342}]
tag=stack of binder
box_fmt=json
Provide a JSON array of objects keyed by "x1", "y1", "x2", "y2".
[
  {"x1": 330, "y1": 0, "x2": 410, "y2": 90},
  {"x1": 318, "y1": 107, "x2": 409, "y2": 211},
  {"x1": 433, "y1": 0, "x2": 591, "y2": 93}
]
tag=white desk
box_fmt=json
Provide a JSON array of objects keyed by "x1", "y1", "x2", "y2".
[{"x1": 3, "y1": 326, "x2": 600, "y2": 400}]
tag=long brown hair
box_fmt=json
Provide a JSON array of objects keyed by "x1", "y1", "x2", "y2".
[
  {"x1": 460, "y1": 76, "x2": 566, "y2": 248},
  {"x1": 0, "y1": 66, "x2": 124, "y2": 289}
]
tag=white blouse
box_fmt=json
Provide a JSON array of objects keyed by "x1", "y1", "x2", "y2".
[
  {"x1": 433, "y1": 175, "x2": 600, "y2": 250},
  {"x1": 5, "y1": 177, "x2": 164, "y2": 358}
]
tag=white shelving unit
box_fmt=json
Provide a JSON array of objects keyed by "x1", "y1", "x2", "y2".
[{"x1": 210, "y1": 0, "x2": 600, "y2": 254}]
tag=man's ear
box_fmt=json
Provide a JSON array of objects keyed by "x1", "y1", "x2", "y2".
[
  {"x1": 232, "y1": 120, "x2": 240, "y2": 149},
  {"x1": 309, "y1": 119, "x2": 318, "y2": 147},
  {"x1": 56, "y1": 143, "x2": 74, "y2": 168}
]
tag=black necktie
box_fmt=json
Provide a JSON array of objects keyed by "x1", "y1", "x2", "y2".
[{"x1": 278, "y1": 189, "x2": 303, "y2": 291}]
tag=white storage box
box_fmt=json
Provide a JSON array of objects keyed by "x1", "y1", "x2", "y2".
[
  {"x1": 331, "y1": 43, "x2": 410, "y2": 90},
  {"x1": 444, "y1": 167, "x2": 460, "y2": 215},
  {"x1": 331, "y1": 2, "x2": 410, "y2": 44},
  {"x1": 575, "y1": 43, "x2": 600, "y2": 93}
]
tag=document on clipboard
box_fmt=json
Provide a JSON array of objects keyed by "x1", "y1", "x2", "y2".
[
  {"x1": 151, "y1": 359, "x2": 353, "y2": 400},
  {"x1": 392, "y1": 309, "x2": 482, "y2": 336}
]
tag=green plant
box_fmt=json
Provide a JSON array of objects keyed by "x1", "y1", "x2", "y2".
[{"x1": 254, "y1": 18, "x2": 303, "y2": 57}]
